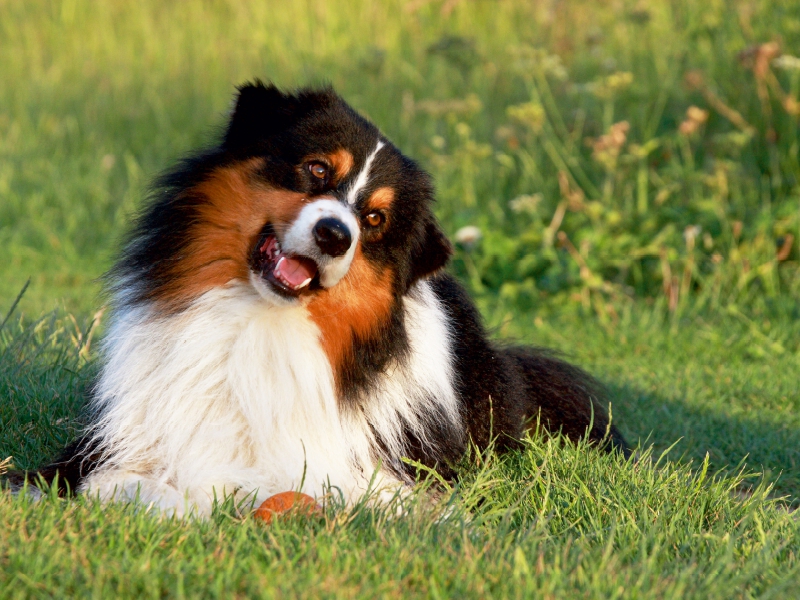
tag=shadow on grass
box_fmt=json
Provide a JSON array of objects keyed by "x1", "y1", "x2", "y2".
[{"x1": 610, "y1": 382, "x2": 800, "y2": 504}]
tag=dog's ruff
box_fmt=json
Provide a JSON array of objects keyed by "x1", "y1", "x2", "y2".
[{"x1": 86, "y1": 281, "x2": 458, "y2": 516}]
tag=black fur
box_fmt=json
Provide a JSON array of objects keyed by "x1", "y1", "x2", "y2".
[
  {"x1": 4, "y1": 436, "x2": 101, "y2": 497},
  {"x1": 426, "y1": 275, "x2": 628, "y2": 463}
]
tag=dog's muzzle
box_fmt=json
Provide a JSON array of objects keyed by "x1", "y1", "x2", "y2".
[{"x1": 250, "y1": 198, "x2": 360, "y2": 300}]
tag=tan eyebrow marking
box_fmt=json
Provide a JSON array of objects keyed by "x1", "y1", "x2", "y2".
[
  {"x1": 328, "y1": 148, "x2": 354, "y2": 180},
  {"x1": 366, "y1": 186, "x2": 394, "y2": 211}
]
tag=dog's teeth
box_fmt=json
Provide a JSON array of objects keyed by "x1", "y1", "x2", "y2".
[{"x1": 296, "y1": 277, "x2": 312, "y2": 289}]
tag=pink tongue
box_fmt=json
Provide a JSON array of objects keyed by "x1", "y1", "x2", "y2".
[{"x1": 274, "y1": 254, "x2": 317, "y2": 289}]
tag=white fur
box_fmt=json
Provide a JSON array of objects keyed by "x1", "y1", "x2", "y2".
[
  {"x1": 346, "y1": 141, "x2": 385, "y2": 205},
  {"x1": 82, "y1": 279, "x2": 461, "y2": 517},
  {"x1": 281, "y1": 198, "x2": 360, "y2": 288}
]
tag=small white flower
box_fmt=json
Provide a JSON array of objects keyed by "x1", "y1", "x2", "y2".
[
  {"x1": 683, "y1": 225, "x2": 702, "y2": 243},
  {"x1": 773, "y1": 55, "x2": 800, "y2": 71},
  {"x1": 455, "y1": 225, "x2": 482, "y2": 249},
  {"x1": 509, "y1": 194, "x2": 543, "y2": 215}
]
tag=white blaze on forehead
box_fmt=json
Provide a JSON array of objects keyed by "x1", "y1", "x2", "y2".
[
  {"x1": 281, "y1": 198, "x2": 360, "y2": 289},
  {"x1": 346, "y1": 140, "x2": 385, "y2": 205}
]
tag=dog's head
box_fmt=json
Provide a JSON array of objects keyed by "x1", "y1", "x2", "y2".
[
  {"x1": 115, "y1": 83, "x2": 452, "y2": 378},
  {"x1": 120, "y1": 82, "x2": 451, "y2": 309}
]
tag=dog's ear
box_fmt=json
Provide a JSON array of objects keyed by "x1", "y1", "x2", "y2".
[
  {"x1": 223, "y1": 81, "x2": 298, "y2": 150},
  {"x1": 408, "y1": 218, "x2": 453, "y2": 284}
]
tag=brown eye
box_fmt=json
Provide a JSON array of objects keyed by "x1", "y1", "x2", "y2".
[
  {"x1": 308, "y1": 162, "x2": 328, "y2": 179},
  {"x1": 365, "y1": 211, "x2": 384, "y2": 227}
]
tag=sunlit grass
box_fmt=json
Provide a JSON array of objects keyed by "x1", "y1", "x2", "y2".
[{"x1": 2, "y1": 337, "x2": 798, "y2": 598}]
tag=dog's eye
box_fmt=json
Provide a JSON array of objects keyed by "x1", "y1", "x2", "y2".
[
  {"x1": 308, "y1": 162, "x2": 329, "y2": 180},
  {"x1": 364, "y1": 212, "x2": 384, "y2": 228}
]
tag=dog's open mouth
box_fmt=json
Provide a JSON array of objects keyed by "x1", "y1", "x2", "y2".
[{"x1": 251, "y1": 226, "x2": 320, "y2": 297}]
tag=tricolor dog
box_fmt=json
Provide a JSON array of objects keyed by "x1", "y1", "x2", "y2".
[{"x1": 8, "y1": 83, "x2": 628, "y2": 516}]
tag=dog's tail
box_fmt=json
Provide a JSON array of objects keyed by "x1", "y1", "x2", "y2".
[
  {"x1": 502, "y1": 346, "x2": 631, "y2": 458},
  {"x1": 2, "y1": 436, "x2": 102, "y2": 497}
]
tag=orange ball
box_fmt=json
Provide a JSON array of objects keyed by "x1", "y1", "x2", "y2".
[{"x1": 253, "y1": 491, "x2": 321, "y2": 524}]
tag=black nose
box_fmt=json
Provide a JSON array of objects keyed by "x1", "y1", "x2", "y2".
[{"x1": 313, "y1": 218, "x2": 352, "y2": 257}]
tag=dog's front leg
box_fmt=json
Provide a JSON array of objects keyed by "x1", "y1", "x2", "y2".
[{"x1": 81, "y1": 470, "x2": 208, "y2": 517}]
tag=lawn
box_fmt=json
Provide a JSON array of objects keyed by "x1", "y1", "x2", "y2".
[{"x1": 2, "y1": 0, "x2": 800, "y2": 597}]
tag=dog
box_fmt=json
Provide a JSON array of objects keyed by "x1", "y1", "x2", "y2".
[{"x1": 6, "y1": 83, "x2": 628, "y2": 516}]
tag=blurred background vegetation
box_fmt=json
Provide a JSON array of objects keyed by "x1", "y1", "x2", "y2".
[{"x1": 2, "y1": 0, "x2": 799, "y2": 328}]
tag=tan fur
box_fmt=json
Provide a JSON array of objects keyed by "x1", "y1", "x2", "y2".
[
  {"x1": 307, "y1": 247, "x2": 395, "y2": 387},
  {"x1": 366, "y1": 186, "x2": 395, "y2": 212},
  {"x1": 327, "y1": 148, "x2": 354, "y2": 181},
  {"x1": 155, "y1": 159, "x2": 307, "y2": 310}
]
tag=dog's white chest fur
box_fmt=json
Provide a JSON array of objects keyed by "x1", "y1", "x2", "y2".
[{"x1": 83, "y1": 281, "x2": 459, "y2": 516}]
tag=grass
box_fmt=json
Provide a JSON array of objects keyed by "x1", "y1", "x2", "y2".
[
  {"x1": 2, "y1": 0, "x2": 800, "y2": 596},
  {"x1": 2, "y1": 305, "x2": 799, "y2": 597},
  {"x1": 1, "y1": 439, "x2": 797, "y2": 598}
]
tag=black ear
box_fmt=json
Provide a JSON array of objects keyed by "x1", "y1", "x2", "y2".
[
  {"x1": 408, "y1": 218, "x2": 453, "y2": 285},
  {"x1": 223, "y1": 81, "x2": 297, "y2": 150}
]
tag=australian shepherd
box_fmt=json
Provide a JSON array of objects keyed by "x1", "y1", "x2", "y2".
[{"x1": 8, "y1": 83, "x2": 627, "y2": 516}]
